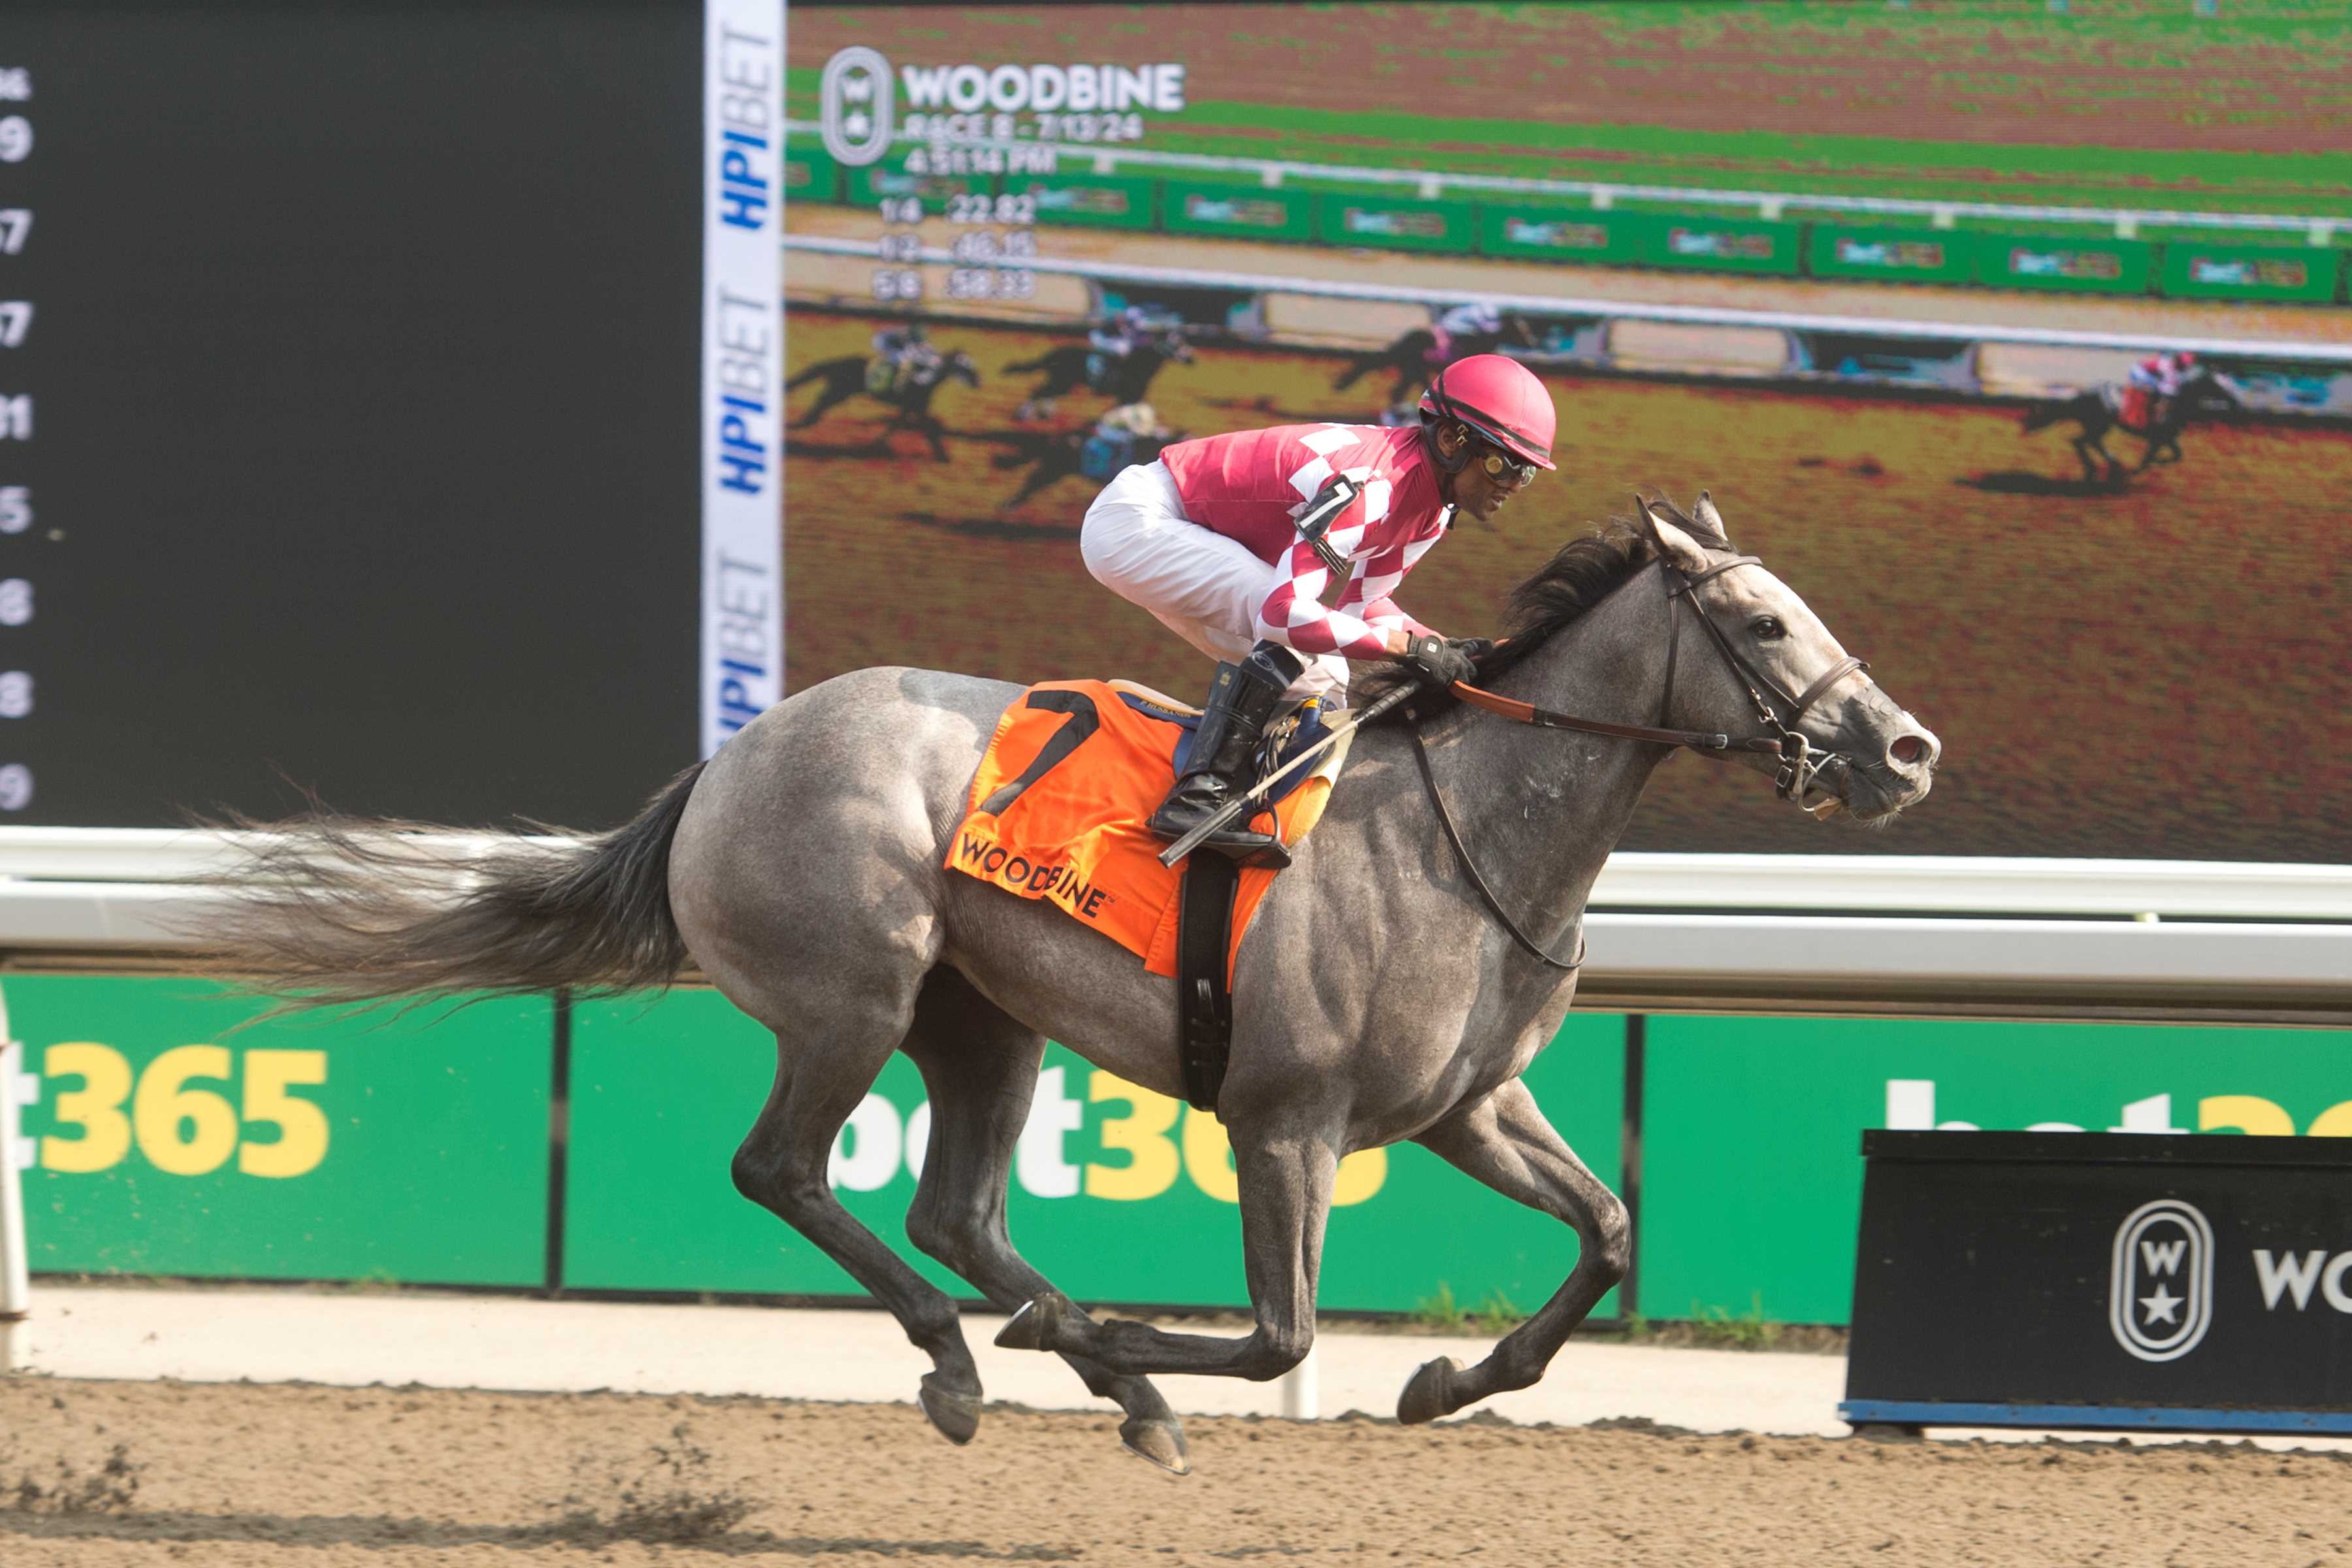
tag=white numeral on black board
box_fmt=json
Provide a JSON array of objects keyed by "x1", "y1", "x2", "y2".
[{"x1": 1, "y1": 73, "x2": 35, "y2": 816}]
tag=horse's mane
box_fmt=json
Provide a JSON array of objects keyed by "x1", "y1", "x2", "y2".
[{"x1": 1359, "y1": 492, "x2": 1725, "y2": 724}]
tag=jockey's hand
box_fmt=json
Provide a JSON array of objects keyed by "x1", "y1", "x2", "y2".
[{"x1": 1397, "y1": 635, "x2": 1483, "y2": 691}]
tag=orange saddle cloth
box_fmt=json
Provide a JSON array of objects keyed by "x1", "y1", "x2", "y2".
[{"x1": 945, "y1": 679, "x2": 1343, "y2": 981}]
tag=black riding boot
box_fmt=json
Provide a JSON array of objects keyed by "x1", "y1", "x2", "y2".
[{"x1": 1147, "y1": 644, "x2": 1302, "y2": 868}]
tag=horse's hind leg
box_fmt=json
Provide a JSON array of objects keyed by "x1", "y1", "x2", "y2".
[
  {"x1": 728, "y1": 1000, "x2": 984, "y2": 1445},
  {"x1": 1396, "y1": 1079, "x2": 1629, "y2": 1424},
  {"x1": 995, "y1": 1111, "x2": 1334, "y2": 1386},
  {"x1": 898, "y1": 970, "x2": 1189, "y2": 1473}
]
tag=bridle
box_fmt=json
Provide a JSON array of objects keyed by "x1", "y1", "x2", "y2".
[
  {"x1": 1406, "y1": 555, "x2": 1872, "y2": 970},
  {"x1": 1659, "y1": 555, "x2": 1869, "y2": 809}
]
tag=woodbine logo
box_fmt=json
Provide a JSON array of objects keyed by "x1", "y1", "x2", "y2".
[
  {"x1": 820, "y1": 46, "x2": 1187, "y2": 166},
  {"x1": 2108, "y1": 1200, "x2": 2214, "y2": 1363}
]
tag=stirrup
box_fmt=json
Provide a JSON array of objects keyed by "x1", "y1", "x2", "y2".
[{"x1": 1146, "y1": 779, "x2": 1290, "y2": 869}]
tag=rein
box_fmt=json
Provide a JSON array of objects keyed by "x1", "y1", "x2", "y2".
[{"x1": 1401, "y1": 556, "x2": 1870, "y2": 970}]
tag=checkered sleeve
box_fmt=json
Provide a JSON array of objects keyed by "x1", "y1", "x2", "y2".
[{"x1": 1252, "y1": 483, "x2": 1445, "y2": 659}]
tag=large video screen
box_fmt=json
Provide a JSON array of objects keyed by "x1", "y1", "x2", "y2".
[
  {"x1": 779, "y1": 2, "x2": 2352, "y2": 862},
  {"x1": 8, "y1": 3, "x2": 709, "y2": 828}
]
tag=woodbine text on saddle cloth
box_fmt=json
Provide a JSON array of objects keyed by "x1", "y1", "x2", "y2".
[{"x1": 945, "y1": 679, "x2": 1341, "y2": 981}]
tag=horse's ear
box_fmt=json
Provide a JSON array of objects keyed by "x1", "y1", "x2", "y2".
[
  {"x1": 1691, "y1": 489, "x2": 1732, "y2": 546},
  {"x1": 1637, "y1": 494, "x2": 1713, "y2": 574}
]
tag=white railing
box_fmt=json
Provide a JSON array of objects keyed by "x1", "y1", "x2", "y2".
[
  {"x1": 790, "y1": 122, "x2": 2347, "y2": 244},
  {"x1": 7, "y1": 828, "x2": 2347, "y2": 920},
  {"x1": 785, "y1": 233, "x2": 2352, "y2": 365},
  {"x1": 1, "y1": 829, "x2": 2346, "y2": 1021}
]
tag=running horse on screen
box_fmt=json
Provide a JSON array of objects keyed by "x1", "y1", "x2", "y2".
[{"x1": 201, "y1": 491, "x2": 1937, "y2": 1477}]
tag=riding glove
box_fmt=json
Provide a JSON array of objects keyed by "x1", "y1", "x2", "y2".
[{"x1": 1398, "y1": 635, "x2": 1485, "y2": 691}]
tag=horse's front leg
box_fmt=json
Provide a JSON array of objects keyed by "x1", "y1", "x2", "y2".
[
  {"x1": 2070, "y1": 430, "x2": 2110, "y2": 483},
  {"x1": 997, "y1": 1119, "x2": 1335, "y2": 1382},
  {"x1": 791, "y1": 381, "x2": 849, "y2": 429},
  {"x1": 1396, "y1": 1078, "x2": 1628, "y2": 1424}
]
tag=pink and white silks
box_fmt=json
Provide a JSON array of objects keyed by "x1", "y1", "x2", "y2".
[{"x1": 1079, "y1": 423, "x2": 1452, "y2": 703}]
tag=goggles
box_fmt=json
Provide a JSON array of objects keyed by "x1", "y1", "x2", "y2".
[{"x1": 1475, "y1": 440, "x2": 1539, "y2": 487}]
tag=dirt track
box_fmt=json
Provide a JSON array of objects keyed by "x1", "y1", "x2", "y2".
[{"x1": 5, "y1": 1379, "x2": 2349, "y2": 1567}]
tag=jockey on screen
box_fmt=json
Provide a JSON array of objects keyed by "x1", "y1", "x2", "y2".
[
  {"x1": 1429, "y1": 299, "x2": 1504, "y2": 362},
  {"x1": 870, "y1": 321, "x2": 936, "y2": 393},
  {"x1": 2129, "y1": 348, "x2": 2196, "y2": 399},
  {"x1": 1088, "y1": 304, "x2": 1154, "y2": 361},
  {"x1": 1079, "y1": 353, "x2": 1558, "y2": 865},
  {"x1": 2123, "y1": 348, "x2": 2197, "y2": 425}
]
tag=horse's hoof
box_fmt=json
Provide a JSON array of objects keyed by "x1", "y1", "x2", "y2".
[
  {"x1": 994, "y1": 1294, "x2": 1060, "y2": 1352},
  {"x1": 1397, "y1": 1356, "x2": 1462, "y2": 1426},
  {"x1": 1119, "y1": 1416, "x2": 1190, "y2": 1475},
  {"x1": 918, "y1": 1372, "x2": 982, "y2": 1446}
]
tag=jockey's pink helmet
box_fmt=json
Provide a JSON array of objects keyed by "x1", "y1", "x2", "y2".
[{"x1": 1418, "y1": 354, "x2": 1558, "y2": 471}]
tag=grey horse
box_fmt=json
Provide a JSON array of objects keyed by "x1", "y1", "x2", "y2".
[{"x1": 206, "y1": 492, "x2": 1938, "y2": 1475}]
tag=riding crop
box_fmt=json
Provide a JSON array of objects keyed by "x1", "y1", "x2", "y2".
[{"x1": 1154, "y1": 683, "x2": 1420, "y2": 867}]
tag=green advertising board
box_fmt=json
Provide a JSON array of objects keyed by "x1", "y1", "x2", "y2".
[
  {"x1": 562, "y1": 990, "x2": 1625, "y2": 1315},
  {"x1": 2161, "y1": 242, "x2": 2344, "y2": 304},
  {"x1": 1477, "y1": 204, "x2": 1635, "y2": 267},
  {"x1": 1314, "y1": 192, "x2": 1477, "y2": 255},
  {"x1": 1806, "y1": 225, "x2": 1978, "y2": 286},
  {"x1": 10, "y1": 975, "x2": 551, "y2": 1286},
  {"x1": 1626, "y1": 212, "x2": 1803, "y2": 276},
  {"x1": 1977, "y1": 236, "x2": 2154, "y2": 295},
  {"x1": 1159, "y1": 180, "x2": 1315, "y2": 244},
  {"x1": 1014, "y1": 172, "x2": 1157, "y2": 231},
  {"x1": 845, "y1": 159, "x2": 990, "y2": 207},
  {"x1": 782, "y1": 143, "x2": 840, "y2": 206},
  {"x1": 1637, "y1": 1015, "x2": 2352, "y2": 1328}
]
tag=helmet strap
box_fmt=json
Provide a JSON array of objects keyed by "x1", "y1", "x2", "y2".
[{"x1": 1422, "y1": 415, "x2": 1473, "y2": 479}]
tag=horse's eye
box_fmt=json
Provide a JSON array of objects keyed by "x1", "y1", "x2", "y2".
[{"x1": 1751, "y1": 617, "x2": 1786, "y2": 640}]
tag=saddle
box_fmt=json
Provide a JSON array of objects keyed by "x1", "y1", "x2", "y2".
[
  {"x1": 864, "y1": 357, "x2": 898, "y2": 397},
  {"x1": 945, "y1": 679, "x2": 1352, "y2": 1108},
  {"x1": 2112, "y1": 384, "x2": 2155, "y2": 433}
]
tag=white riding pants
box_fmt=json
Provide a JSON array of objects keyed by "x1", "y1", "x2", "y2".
[{"x1": 1079, "y1": 461, "x2": 1348, "y2": 704}]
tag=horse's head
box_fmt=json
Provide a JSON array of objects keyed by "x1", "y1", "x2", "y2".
[
  {"x1": 1154, "y1": 329, "x2": 1195, "y2": 363},
  {"x1": 945, "y1": 350, "x2": 981, "y2": 386},
  {"x1": 2181, "y1": 363, "x2": 2241, "y2": 410},
  {"x1": 1637, "y1": 491, "x2": 1939, "y2": 825}
]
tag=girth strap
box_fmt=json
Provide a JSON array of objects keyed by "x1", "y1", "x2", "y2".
[{"x1": 1174, "y1": 853, "x2": 1241, "y2": 1110}]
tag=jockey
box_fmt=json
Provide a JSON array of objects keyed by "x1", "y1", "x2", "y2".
[
  {"x1": 870, "y1": 321, "x2": 935, "y2": 393},
  {"x1": 1080, "y1": 353, "x2": 1558, "y2": 864},
  {"x1": 1096, "y1": 401, "x2": 1171, "y2": 442},
  {"x1": 1431, "y1": 299, "x2": 1504, "y2": 361},
  {"x1": 1088, "y1": 304, "x2": 1153, "y2": 360},
  {"x1": 2129, "y1": 348, "x2": 2195, "y2": 397}
]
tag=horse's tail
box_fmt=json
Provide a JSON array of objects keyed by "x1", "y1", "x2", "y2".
[{"x1": 192, "y1": 761, "x2": 708, "y2": 1009}]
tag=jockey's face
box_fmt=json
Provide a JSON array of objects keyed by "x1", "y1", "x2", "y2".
[{"x1": 1437, "y1": 425, "x2": 1535, "y2": 522}]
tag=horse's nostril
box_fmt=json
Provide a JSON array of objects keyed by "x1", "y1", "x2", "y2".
[{"x1": 1889, "y1": 734, "x2": 1928, "y2": 767}]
